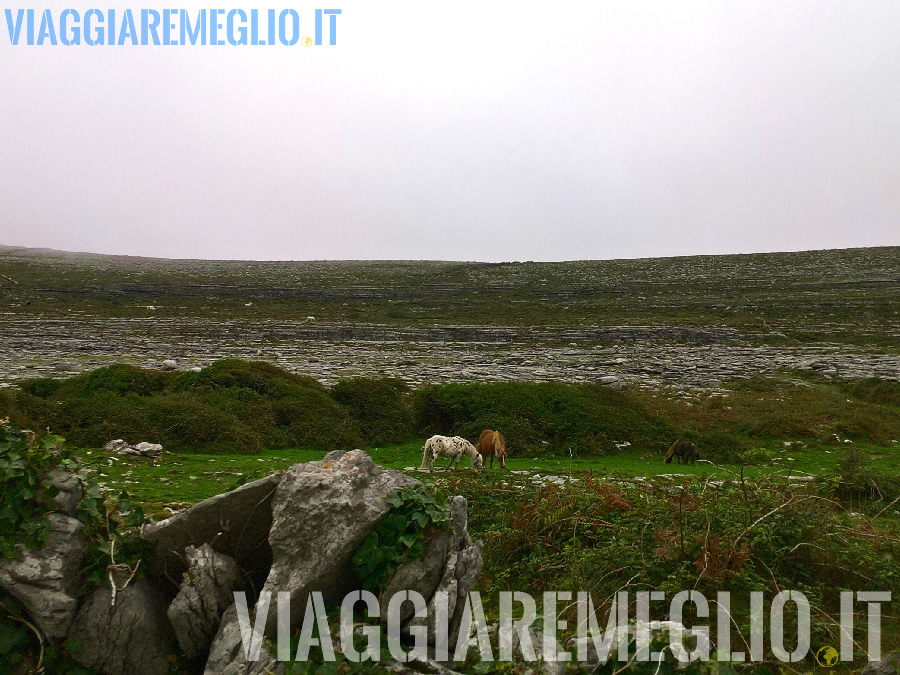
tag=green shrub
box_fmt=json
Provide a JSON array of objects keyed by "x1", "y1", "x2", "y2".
[
  {"x1": 686, "y1": 429, "x2": 745, "y2": 463},
  {"x1": 21, "y1": 364, "x2": 175, "y2": 399},
  {"x1": 0, "y1": 422, "x2": 74, "y2": 557},
  {"x1": 6, "y1": 360, "x2": 363, "y2": 454},
  {"x1": 839, "y1": 378, "x2": 900, "y2": 408},
  {"x1": 450, "y1": 470, "x2": 900, "y2": 668},
  {"x1": 351, "y1": 484, "x2": 449, "y2": 593},
  {"x1": 412, "y1": 381, "x2": 673, "y2": 457},
  {"x1": 740, "y1": 446, "x2": 772, "y2": 465},
  {"x1": 171, "y1": 359, "x2": 324, "y2": 397},
  {"x1": 833, "y1": 445, "x2": 900, "y2": 503},
  {"x1": 16, "y1": 377, "x2": 62, "y2": 399},
  {"x1": 643, "y1": 375, "x2": 900, "y2": 446},
  {"x1": 0, "y1": 390, "x2": 44, "y2": 430},
  {"x1": 331, "y1": 378, "x2": 412, "y2": 446}
]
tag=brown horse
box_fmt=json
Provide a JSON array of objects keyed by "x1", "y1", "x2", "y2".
[
  {"x1": 664, "y1": 440, "x2": 700, "y2": 465},
  {"x1": 476, "y1": 429, "x2": 507, "y2": 469}
]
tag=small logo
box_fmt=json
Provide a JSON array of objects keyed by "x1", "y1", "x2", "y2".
[
  {"x1": 816, "y1": 646, "x2": 839, "y2": 667},
  {"x1": 301, "y1": 36, "x2": 313, "y2": 47}
]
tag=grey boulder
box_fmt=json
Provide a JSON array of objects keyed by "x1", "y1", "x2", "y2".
[
  {"x1": 380, "y1": 529, "x2": 450, "y2": 624},
  {"x1": 0, "y1": 513, "x2": 89, "y2": 643},
  {"x1": 512, "y1": 628, "x2": 567, "y2": 675},
  {"x1": 168, "y1": 544, "x2": 243, "y2": 660},
  {"x1": 204, "y1": 603, "x2": 283, "y2": 675},
  {"x1": 104, "y1": 439, "x2": 130, "y2": 454},
  {"x1": 104, "y1": 439, "x2": 164, "y2": 458},
  {"x1": 260, "y1": 449, "x2": 417, "y2": 637},
  {"x1": 408, "y1": 496, "x2": 484, "y2": 650},
  {"x1": 103, "y1": 438, "x2": 164, "y2": 458},
  {"x1": 142, "y1": 473, "x2": 280, "y2": 583},
  {"x1": 67, "y1": 580, "x2": 178, "y2": 674}
]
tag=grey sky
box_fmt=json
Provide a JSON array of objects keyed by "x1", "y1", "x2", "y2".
[{"x1": 1, "y1": 1, "x2": 898, "y2": 261}]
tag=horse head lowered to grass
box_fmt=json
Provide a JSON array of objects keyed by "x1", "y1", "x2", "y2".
[{"x1": 664, "y1": 440, "x2": 700, "y2": 465}]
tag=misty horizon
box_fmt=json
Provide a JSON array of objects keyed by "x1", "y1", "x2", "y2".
[{"x1": 2, "y1": 241, "x2": 900, "y2": 265}]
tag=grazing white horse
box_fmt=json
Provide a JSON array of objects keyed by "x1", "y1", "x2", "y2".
[{"x1": 420, "y1": 435, "x2": 483, "y2": 471}]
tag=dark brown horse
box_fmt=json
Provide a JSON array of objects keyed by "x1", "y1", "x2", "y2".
[
  {"x1": 476, "y1": 429, "x2": 507, "y2": 469},
  {"x1": 664, "y1": 440, "x2": 700, "y2": 465}
]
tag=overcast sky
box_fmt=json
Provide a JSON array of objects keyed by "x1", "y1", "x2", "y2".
[{"x1": 1, "y1": 1, "x2": 898, "y2": 261}]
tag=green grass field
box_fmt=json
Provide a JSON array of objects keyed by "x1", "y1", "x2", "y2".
[{"x1": 78, "y1": 437, "x2": 900, "y2": 519}]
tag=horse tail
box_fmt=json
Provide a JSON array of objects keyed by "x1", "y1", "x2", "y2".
[{"x1": 421, "y1": 437, "x2": 435, "y2": 469}]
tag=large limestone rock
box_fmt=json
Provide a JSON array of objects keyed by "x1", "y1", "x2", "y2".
[
  {"x1": 204, "y1": 603, "x2": 283, "y2": 675},
  {"x1": 104, "y1": 439, "x2": 131, "y2": 454},
  {"x1": 206, "y1": 452, "x2": 485, "y2": 673},
  {"x1": 407, "y1": 496, "x2": 484, "y2": 649},
  {"x1": 380, "y1": 529, "x2": 450, "y2": 623},
  {"x1": 0, "y1": 513, "x2": 89, "y2": 643},
  {"x1": 67, "y1": 580, "x2": 178, "y2": 674},
  {"x1": 142, "y1": 474, "x2": 280, "y2": 583},
  {"x1": 168, "y1": 544, "x2": 242, "y2": 661},
  {"x1": 260, "y1": 449, "x2": 418, "y2": 636}
]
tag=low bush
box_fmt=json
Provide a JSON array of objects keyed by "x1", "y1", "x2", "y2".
[
  {"x1": 643, "y1": 375, "x2": 900, "y2": 445},
  {"x1": 686, "y1": 429, "x2": 745, "y2": 463},
  {"x1": 412, "y1": 381, "x2": 674, "y2": 457},
  {"x1": 5, "y1": 363, "x2": 900, "y2": 462},
  {"x1": 10, "y1": 360, "x2": 362, "y2": 454},
  {"x1": 331, "y1": 378, "x2": 413, "y2": 446},
  {"x1": 838, "y1": 377, "x2": 900, "y2": 408}
]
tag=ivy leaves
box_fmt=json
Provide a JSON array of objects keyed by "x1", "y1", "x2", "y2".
[
  {"x1": 352, "y1": 484, "x2": 449, "y2": 593},
  {"x1": 0, "y1": 423, "x2": 70, "y2": 558}
]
